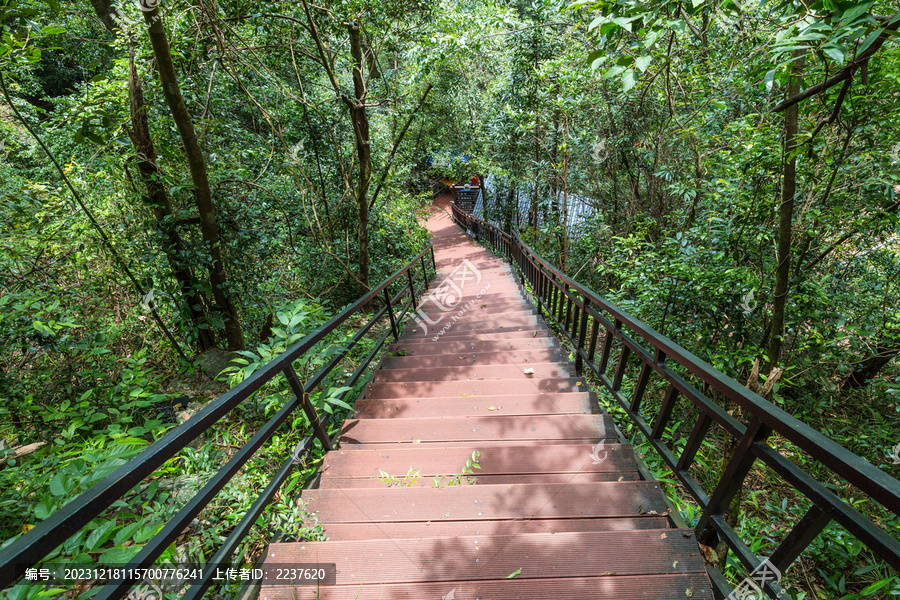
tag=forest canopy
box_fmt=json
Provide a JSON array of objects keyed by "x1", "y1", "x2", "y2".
[{"x1": 1, "y1": 0, "x2": 899, "y2": 598}]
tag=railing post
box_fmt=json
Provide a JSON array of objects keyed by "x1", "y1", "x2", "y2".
[
  {"x1": 695, "y1": 417, "x2": 772, "y2": 546},
  {"x1": 431, "y1": 245, "x2": 437, "y2": 271},
  {"x1": 407, "y1": 266, "x2": 417, "y2": 306},
  {"x1": 285, "y1": 365, "x2": 332, "y2": 451},
  {"x1": 384, "y1": 287, "x2": 399, "y2": 341},
  {"x1": 535, "y1": 263, "x2": 545, "y2": 316},
  {"x1": 575, "y1": 293, "x2": 589, "y2": 375}
]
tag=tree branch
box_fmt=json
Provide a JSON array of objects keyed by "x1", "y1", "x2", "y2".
[
  {"x1": 772, "y1": 12, "x2": 900, "y2": 113},
  {"x1": 369, "y1": 83, "x2": 433, "y2": 208}
]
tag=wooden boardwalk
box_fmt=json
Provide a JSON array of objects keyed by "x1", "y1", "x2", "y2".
[{"x1": 265, "y1": 196, "x2": 714, "y2": 599}]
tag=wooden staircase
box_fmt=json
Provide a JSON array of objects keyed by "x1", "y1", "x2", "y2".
[{"x1": 263, "y1": 195, "x2": 714, "y2": 599}]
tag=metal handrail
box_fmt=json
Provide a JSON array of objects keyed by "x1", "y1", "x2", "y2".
[
  {"x1": 0, "y1": 244, "x2": 437, "y2": 598},
  {"x1": 450, "y1": 201, "x2": 899, "y2": 599}
]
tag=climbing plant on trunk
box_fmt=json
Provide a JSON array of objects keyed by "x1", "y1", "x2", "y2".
[{"x1": 142, "y1": 5, "x2": 245, "y2": 350}]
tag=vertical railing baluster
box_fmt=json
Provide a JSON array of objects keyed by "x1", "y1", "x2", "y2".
[
  {"x1": 598, "y1": 325, "x2": 615, "y2": 375},
  {"x1": 587, "y1": 316, "x2": 600, "y2": 363},
  {"x1": 630, "y1": 349, "x2": 663, "y2": 413},
  {"x1": 570, "y1": 293, "x2": 581, "y2": 343},
  {"x1": 536, "y1": 263, "x2": 545, "y2": 315},
  {"x1": 677, "y1": 412, "x2": 712, "y2": 471},
  {"x1": 695, "y1": 417, "x2": 772, "y2": 545},
  {"x1": 769, "y1": 506, "x2": 831, "y2": 573},
  {"x1": 284, "y1": 365, "x2": 332, "y2": 451},
  {"x1": 550, "y1": 274, "x2": 559, "y2": 322},
  {"x1": 384, "y1": 287, "x2": 399, "y2": 341},
  {"x1": 407, "y1": 266, "x2": 416, "y2": 308},
  {"x1": 650, "y1": 381, "x2": 678, "y2": 439},
  {"x1": 575, "y1": 293, "x2": 590, "y2": 375}
]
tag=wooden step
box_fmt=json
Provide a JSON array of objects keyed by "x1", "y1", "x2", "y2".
[
  {"x1": 386, "y1": 338, "x2": 559, "y2": 354},
  {"x1": 321, "y1": 442, "x2": 638, "y2": 480},
  {"x1": 401, "y1": 318, "x2": 543, "y2": 338},
  {"x1": 371, "y1": 362, "x2": 574, "y2": 383},
  {"x1": 300, "y1": 481, "x2": 670, "y2": 524},
  {"x1": 264, "y1": 529, "x2": 703, "y2": 583},
  {"x1": 379, "y1": 349, "x2": 567, "y2": 369},
  {"x1": 340, "y1": 414, "x2": 612, "y2": 445},
  {"x1": 401, "y1": 325, "x2": 548, "y2": 340},
  {"x1": 364, "y1": 377, "x2": 587, "y2": 398},
  {"x1": 315, "y1": 516, "x2": 669, "y2": 540},
  {"x1": 323, "y1": 471, "x2": 642, "y2": 487},
  {"x1": 412, "y1": 307, "x2": 536, "y2": 321},
  {"x1": 352, "y1": 392, "x2": 593, "y2": 418},
  {"x1": 260, "y1": 573, "x2": 712, "y2": 600}
]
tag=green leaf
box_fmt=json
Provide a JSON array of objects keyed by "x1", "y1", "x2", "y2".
[
  {"x1": 822, "y1": 45, "x2": 844, "y2": 63},
  {"x1": 32, "y1": 321, "x2": 54, "y2": 337},
  {"x1": 99, "y1": 545, "x2": 141, "y2": 564},
  {"x1": 85, "y1": 520, "x2": 116, "y2": 551},
  {"x1": 506, "y1": 568, "x2": 522, "y2": 578},
  {"x1": 602, "y1": 65, "x2": 625, "y2": 80},
  {"x1": 857, "y1": 27, "x2": 884, "y2": 55},
  {"x1": 49, "y1": 473, "x2": 68, "y2": 496},
  {"x1": 860, "y1": 579, "x2": 891, "y2": 595},
  {"x1": 622, "y1": 68, "x2": 637, "y2": 92},
  {"x1": 840, "y1": 2, "x2": 873, "y2": 25},
  {"x1": 635, "y1": 55, "x2": 652, "y2": 72},
  {"x1": 326, "y1": 397, "x2": 353, "y2": 411}
]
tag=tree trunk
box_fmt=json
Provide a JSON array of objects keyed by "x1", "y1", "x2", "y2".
[
  {"x1": 127, "y1": 52, "x2": 216, "y2": 351},
  {"x1": 347, "y1": 22, "x2": 372, "y2": 295},
  {"x1": 90, "y1": 0, "x2": 215, "y2": 351},
  {"x1": 143, "y1": 7, "x2": 245, "y2": 350},
  {"x1": 842, "y1": 343, "x2": 900, "y2": 389},
  {"x1": 766, "y1": 50, "x2": 805, "y2": 369}
]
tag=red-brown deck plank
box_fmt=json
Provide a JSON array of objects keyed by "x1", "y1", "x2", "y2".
[
  {"x1": 302, "y1": 481, "x2": 669, "y2": 523},
  {"x1": 261, "y1": 573, "x2": 714, "y2": 600},
  {"x1": 340, "y1": 414, "x2": 611, "y2": 444},
  {"x1": 322, "y1": 442, "x2": 636, "y2": 478},
  {"x1": 265, "y1": 529, "x2": 705, "y2": 583},
  {"x1": 352, "y1": 392, "x2": 592, "y2": 418},
  {"x1": 380, "y1": 348, "x2": 567, "y2": 369}
]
